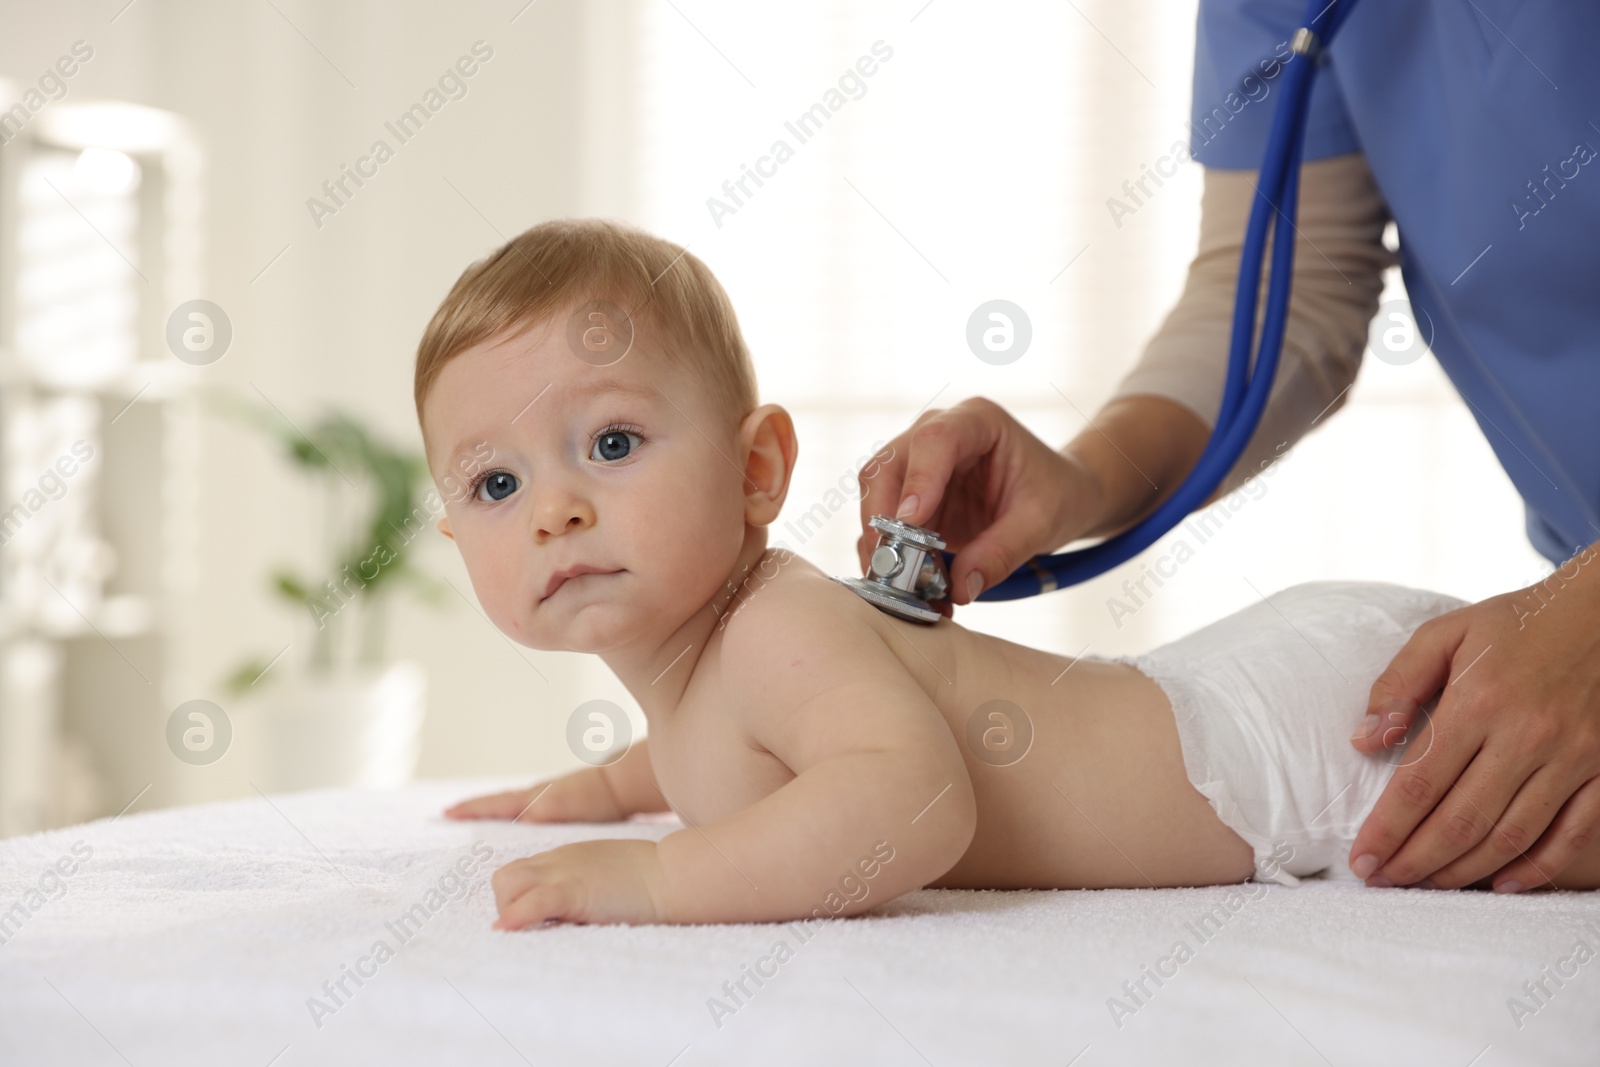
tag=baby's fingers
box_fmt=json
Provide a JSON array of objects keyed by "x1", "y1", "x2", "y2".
[
  {"x1": 492, "y1": 886, "x2": 574, "y2": 930},
  {"x1": 492, "y1": 863, "x2": 576, "y2": 930},
  {"x1": 444, "y1": 786, "x2": 546, "y2": 821}
]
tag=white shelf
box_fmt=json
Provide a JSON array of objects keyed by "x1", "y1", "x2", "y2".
[{"x1": 0, "y1": 102, "x2": 200, "y2": 837}]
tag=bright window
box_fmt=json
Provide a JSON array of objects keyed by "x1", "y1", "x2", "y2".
[{"x1": 630, "y1": 1, "x2": 1547, "y2": 656}]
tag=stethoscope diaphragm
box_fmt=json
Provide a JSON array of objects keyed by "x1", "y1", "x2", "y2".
[{"x1": 833, "y1": 514, "x2": 951, "y2": 624}]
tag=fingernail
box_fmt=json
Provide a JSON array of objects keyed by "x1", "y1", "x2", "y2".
[
  {"x1": 896, "y1": 494, "x2": 918, "y2": 520},
  {"x1": 1380, "y1": 699, "x2": 1412, "y2": 726},
  {"x1": 1351, "y1": 853, "x2": 1379, "y2": 879},
  {"x1": 1494, "y1": 879, "x2": 1524, "y2": 894},
  {"x1": 1351, "y1": 715, "x2": 1379, "y2": 741},
  {"x1": 966, "y1": 571, "x2": 984, "y2": 602},
  {"x1": 1366, "y1": 873, "x2": 1394, "y2": 888}
]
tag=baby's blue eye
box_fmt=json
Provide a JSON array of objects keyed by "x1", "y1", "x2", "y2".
[
  {"x1": 476, "y1": 472, "x2": 519, "y2": 502},
  {"x1": 591, "y1": 429, "x2": 642, "y2": 463}
]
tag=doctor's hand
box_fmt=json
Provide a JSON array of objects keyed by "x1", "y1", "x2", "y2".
[
  {"x1": 857, "y1": 397, "x2": 1099, "y2": 618},
  {"x1": 1348, "y1": 539, "x2": 1600, "y2": 892}
]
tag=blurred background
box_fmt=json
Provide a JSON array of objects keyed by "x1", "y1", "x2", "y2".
[{"x1": 0, "y1": 0, "x2": 1549, "y2": 836}]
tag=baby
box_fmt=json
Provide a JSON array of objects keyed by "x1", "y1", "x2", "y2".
[{"x1": 419, "y1": 219, "x2": 1600, "y2": 929}]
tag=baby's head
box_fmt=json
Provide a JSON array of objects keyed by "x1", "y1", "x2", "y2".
[{"x1": 416, "y1": 218, "x2": 797, "y2": 654}]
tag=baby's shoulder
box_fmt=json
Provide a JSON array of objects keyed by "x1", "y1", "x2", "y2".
[{"x1": 710, "y1": 550, "x2": 902, "y2": 699}]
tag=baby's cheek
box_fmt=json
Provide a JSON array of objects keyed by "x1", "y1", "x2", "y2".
[
  {"x1": 457, "y1": 540, "x2": 528, "y2": 635},
  {"x1": 658, "y1": 501, "x2": 746, "y2": 597},
  {"x1": 481, "y1": 584, "x2": 529, "y2": 638}
]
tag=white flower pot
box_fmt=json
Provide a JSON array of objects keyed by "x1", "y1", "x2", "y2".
[{"x1": 249, "y1": 661, "x2": 426, "y2": 792}]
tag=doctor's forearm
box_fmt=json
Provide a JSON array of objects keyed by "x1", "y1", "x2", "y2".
[
  {"x1": 1103, "y1": 153, "x2": 1393, "y2": 501},
  {"x1": 1059, "y1": 394, "x2": 1211, "y2": 539}
]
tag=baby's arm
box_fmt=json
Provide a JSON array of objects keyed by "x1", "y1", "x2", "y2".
[
  {"x1": 445, "y1": 737, "x2": 670, "y2": 823},
  {"x1": 650, "y1": 592, "x2": 977, "y2": 924},
  {"x1": 487, "y1": 589, "x2": 977, "y2": 929}
]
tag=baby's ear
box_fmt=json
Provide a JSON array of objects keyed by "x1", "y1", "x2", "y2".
[
  {"x1": 738, "y1": 403, "x2": 797, "y2": 526},
  {"x1": 437, "y1": 516, "x2": 455, "y2": 540}
]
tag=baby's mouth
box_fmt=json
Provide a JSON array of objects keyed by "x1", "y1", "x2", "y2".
[{"x1": 542, "y1": 568, "x2": 623, "y2": 603}]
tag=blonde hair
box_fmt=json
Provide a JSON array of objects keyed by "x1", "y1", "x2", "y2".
[{"x1": 414, "y1": 217, "x2": 759, "y2": 437}]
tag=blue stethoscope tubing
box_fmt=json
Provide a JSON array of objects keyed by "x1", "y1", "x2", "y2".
[{"x1": 962, "y1": 0, "x2": 1360, "y2": 602}]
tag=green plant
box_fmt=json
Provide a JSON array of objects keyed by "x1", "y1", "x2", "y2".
[{"x1": 209, "y1": 389, "x2": 447, "y2": 695}]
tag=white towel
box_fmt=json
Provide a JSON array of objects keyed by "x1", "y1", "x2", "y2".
[{"x1": 1, "y1": 778, "x2": 1595, "y2": 1065}]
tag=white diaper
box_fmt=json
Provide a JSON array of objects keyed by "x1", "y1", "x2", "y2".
[{"x1": 1118, "y1": 580, "x2": 1468, "y2": 886}]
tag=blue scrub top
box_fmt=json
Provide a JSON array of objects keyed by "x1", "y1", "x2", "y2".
[{"x1": 1190, "y1": 0, "x2": 1600, "y2": 564}]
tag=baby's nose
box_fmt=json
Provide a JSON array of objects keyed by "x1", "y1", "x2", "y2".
[{"x1": 533, "y1": 495, "x2": 595, "y2": 542}]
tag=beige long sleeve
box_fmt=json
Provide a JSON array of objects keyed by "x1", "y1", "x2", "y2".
[{"x1": 1110, "y1": 151, "x2": 1395, "y2": 494}]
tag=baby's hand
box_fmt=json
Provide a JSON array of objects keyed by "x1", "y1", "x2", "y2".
[
  {"x1": 491, "y1": 840, "x2": 664, "y2": 929},
  {"x1": 444, "y1": 768, "x2": 625, "y2": 824}
]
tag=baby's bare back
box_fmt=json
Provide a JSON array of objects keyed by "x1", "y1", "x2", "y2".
[{"x1": 656, "y1": 550, "x2": 1256, "y2": 892}]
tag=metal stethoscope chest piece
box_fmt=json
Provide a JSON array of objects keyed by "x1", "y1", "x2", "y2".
[{"x1": 833, "y1": 514, "x2": 951, "y2": 624}]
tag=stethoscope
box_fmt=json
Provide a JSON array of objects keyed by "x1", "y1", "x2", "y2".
[{"x1": 837, "y1": 0, "x2": 1359, "y2": 624}]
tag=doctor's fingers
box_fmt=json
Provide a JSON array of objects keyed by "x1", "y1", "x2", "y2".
[
  {"x1": 1352, "y1": 610, "x2": 1471, "y2": 757},
  {"x1": 1369, "y1": 716, "x2": 1557, "y2": 886},
  {"x1": 857, "y1": 407, "x2": 943, "y2": 573},
  {"x1": 1412, "y1": 762, "x2": 1575, "y2": 889},
  {"x1": 945, "y1": 480, "x2": 1070, "y2": 606},
  {"x1": 1377, "y1": 633, "x2": 1600, "y2": 887},
  {"x1": 856, "y1": 399, "x2": 1008, "y2": 556},
  {"x1": 1348, "y1": 688, "x2": 1493, "y2": 880},
  {"x1": 1480, "y1": 775, "x2": 1600, "y2": 892}
]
